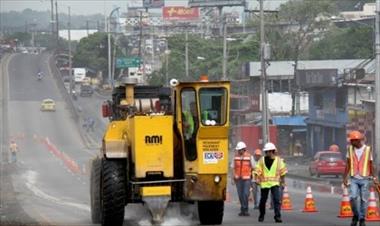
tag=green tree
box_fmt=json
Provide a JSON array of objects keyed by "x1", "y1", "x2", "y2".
[
  {"x1": 308, "y1": 26, "x2": 373, "y2": 59},
  {"x1": 72, "y1": 32, "x2": 108, "y2": 77},
  {"x1": 6, "y1": 32, "x2": 31, "y2": 46},
  {"x1": 147, "y1": 34, "x2": 259, "y2": 85},
  {"x1": 263, "y1": 0, "x2": 336, "y2": 61}
]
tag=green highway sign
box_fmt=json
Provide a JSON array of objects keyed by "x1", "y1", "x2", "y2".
[{"x1": 116, "y1": 57, "x2": 142, "y2": 68}]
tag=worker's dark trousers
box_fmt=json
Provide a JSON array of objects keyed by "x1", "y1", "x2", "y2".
[
  {"x1": 259, "y1": 185, "x2": 281, "y2": 219},
  {"x1": 236, "y1": 179, "x2": 251, "y2": 213}
]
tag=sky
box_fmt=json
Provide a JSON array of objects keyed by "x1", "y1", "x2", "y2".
[{"x1": 0, "y1": 0, "x2": 188, "y2": 15}]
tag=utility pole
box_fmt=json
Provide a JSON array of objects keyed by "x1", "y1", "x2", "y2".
[
  {"x1": 260, "y1": 0, "x2": 269, "y2": 145},
  {"x1": 185, "y1": 29, "x2": 189, "y2": 78},
  {"x1": 86, "y1": 20, "x2": 89, "y2": 35},
  {"x1": 55, "y1": 0, "x2": 59, "y2": 46},
  {"x1": 375, "y1": 0, "x2": 380, "y2": 166},
  {"x1": 50, "y1": 0, "x2": 54, "y2": 35},
  {"x1": 108, "y1": 18, "x2": 111, "y2": 87},
  {"x1": 68, "y1": 6, "x2": 73, "y2": 96},
  {"x1": 108, "y1": 7, "x2": 120, "y2": 88},
  {"x1": 138, "y1": 11, "x2": 143, "y2": 61},
  {"x1": 222, "y1": 17, "x2": 227, "y2": 80}
]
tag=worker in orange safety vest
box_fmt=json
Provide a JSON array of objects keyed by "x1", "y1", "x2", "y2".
[
  {"x1": 231, "y1": 141, "x2": 255, "y2": 216},
  {"x1": 343, "y1": 131, "x2": 378, "y2": 226}
]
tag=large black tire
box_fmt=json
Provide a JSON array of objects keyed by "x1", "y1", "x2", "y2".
[
  {"x1": 90, "y1": 157, "x2": 102, "y2": 224},
  {"x1": 101, "y1": 159, "x2": 126, "y2": 226},
  {"x1": 198, "y1": 201, "x2": 224, "y2": 225}
]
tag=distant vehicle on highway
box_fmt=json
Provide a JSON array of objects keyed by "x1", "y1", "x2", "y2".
[
  {"x1": 73, "y1": 68, "x2": 86, "y2": 83},
  {"x1": 40, "y1": 99, "x2": 56, "y2": 111},
  {"x1": 309, "y1": 151, "x2": 346, "y2": 177},
  {"x1": 80, "y1": 84, "x2": 93, "y2": 97}
]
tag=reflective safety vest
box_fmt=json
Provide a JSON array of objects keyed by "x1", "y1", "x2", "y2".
[
  {"x1": 183, "y1": 111, "x2": 194, "y2": 138},
  {"x1": 234, "y1": 152, "x2": 252, "y2": 180},
  {"x1": 348, "y1": 145, "x2": 371, "y2": 177},
  {"x1": 256, "y1": 156, "x2": 287, "y2": 189}
]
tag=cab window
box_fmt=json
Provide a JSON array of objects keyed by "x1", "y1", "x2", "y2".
[
  {"x1": 199, "y1": 88, "x2": 227, "y2": 126},
  {"x1": 181, "y1": 88, "x2": 198, "y2": 161}
]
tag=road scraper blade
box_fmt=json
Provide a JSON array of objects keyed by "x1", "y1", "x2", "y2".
[{"x1": 141, "y1": 186, "x2": 171, "y2": 224}]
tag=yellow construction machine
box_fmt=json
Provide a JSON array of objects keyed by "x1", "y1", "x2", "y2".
[{"x1": 90, "y1": 76, "x2": 230, "y2": 225}]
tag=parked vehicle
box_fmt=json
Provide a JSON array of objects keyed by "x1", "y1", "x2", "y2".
[{"x1": 309, "y1": 151, "x2": 346, "y2": 177}]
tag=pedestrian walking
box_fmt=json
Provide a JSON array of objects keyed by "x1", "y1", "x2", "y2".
[
  {"x1": 88, "y1": 117, "x2": 95, "y2": 132},
  {"x1": 343, "y1": 131, "x2": 378, "y2": 226},
  {"x1": 9, "y1": 140, "x2": 19, "y2": 163},
  {"x1": 255, "y1": 142, "x2": 287, "y2": 223},
  {"x1": 231, "y1": 141, "x2": 255, "y2": 216},
  {"x1": 252, "y1": 148, "x2": 262, "y2": 210}
]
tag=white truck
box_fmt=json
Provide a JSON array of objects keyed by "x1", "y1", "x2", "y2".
[{"x1": 73, "y1": 68, "x2": 86, "y2": 83}]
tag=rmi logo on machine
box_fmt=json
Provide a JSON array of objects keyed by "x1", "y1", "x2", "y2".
[{"x1": 145, "y1": 135, "x2": 163, "y2": 144}]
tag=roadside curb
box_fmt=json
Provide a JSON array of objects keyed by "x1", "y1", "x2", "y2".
[
  {"x1": 47, "y1": 52, "x2": 94, "y2": 150},
  {"x1": 287, "y1": 173, "x2": 344, "y2": 195}
]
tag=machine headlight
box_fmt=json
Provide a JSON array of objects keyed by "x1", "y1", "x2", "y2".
[{"x1": 214, "y1": 175, "x2": 221, "y2": 184}]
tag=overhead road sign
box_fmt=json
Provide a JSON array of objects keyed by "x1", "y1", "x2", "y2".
[
  {"x1": 163, "y1": 7, "x2": 200, "y2": 20},
  {"x1": 116, "y1": 57, "x2": 142, "y2": 69}
]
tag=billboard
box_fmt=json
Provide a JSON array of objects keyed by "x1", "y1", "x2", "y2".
[
  {"x1": 163, "y1": 7, "x2": 200, "y2": 20},
  {"x1": 296, "y1": 69, "x2": 338, "y2": 88},
  {"x1": 188, "y1": 0, "x2": 244, "y2": 7},
  {"x1": 143, "y1": 0, "x2": 164, "y2": 8}
]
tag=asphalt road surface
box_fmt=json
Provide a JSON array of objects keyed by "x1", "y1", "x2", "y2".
[{"x1": 1, "y1": 53, "x2": 379, "y2": 226}]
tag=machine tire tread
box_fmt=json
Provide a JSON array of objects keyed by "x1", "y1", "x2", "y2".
[
  {"x1": 90, "y1": 157, "x2": 102, "y2": 223},
  {"x1": 101, "y1": 159, "x2": 126, "y2": 226},
  {"x1": 198, "y1": 200, "x2": 224, "y2": 225}
]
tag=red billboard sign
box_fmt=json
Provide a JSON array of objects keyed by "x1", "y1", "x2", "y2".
[{"x1": 163, "y1": 7, "x2": 200, "y2": 20}]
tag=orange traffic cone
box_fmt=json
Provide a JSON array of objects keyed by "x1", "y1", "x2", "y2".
[
  {"x1": 366, "y1": 187, "x2": 380, "y2": 221},
  {"x1": 302, "y1": 186, "x2": 318, "y2": 212},
  {"x1": 281, "y1": 186, "x2": 293, "y2": 211},
  {"x1": 337, "y1": 186, "x2": 353, "y2": 218}
]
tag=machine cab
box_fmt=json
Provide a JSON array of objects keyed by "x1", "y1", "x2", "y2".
[{"x1": 175, "y1": 80, "x2": 230, "y2": 164}]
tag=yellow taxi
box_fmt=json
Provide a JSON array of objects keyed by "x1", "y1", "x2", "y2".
[{"x1": 40, "y1": 99, "x2": 56, "y2": 111}]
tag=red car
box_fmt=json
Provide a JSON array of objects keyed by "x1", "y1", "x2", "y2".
[{"x1": 309, "y1": 151, "x2": 346, "y2": 177}]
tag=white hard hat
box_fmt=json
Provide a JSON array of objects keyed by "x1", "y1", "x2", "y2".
[
  {"x1": 235, "y1": 141, "x2": 247, "y2": 150},
  {"x1": 263, "y1": 142, "x2": 276, "y2": 152}
]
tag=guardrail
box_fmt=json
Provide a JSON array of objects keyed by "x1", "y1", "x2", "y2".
[{"x1": 48, "y1": 52, "x2": 79, "y2": 121}]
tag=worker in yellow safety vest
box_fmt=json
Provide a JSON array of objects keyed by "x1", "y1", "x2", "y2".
[
  {"x1": 343, "y1": 131, "x2": 378, "y2": 226},
  {"x1": 231, "y1": 141, "x2": 255, "y2": 216},
  {"x1": 182, "y1": 102, "x2": 197, "y2": 140},
  {"x1": 255, "y1": 142, "x2": 287, "y2": 223}
]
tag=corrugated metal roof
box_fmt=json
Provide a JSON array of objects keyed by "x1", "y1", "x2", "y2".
[
  {"x1": 249, "y1": 59, "x2": 366, "y2": 77},
  {"x1": 272, "y1": 116, "x2": 306, "y2": 126}
]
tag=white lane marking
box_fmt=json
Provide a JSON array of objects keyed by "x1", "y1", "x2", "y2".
[{"x1": 24, "y1": 170, "x2": 90, "y2": 212}]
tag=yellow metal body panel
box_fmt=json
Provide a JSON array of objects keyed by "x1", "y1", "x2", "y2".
[
  {"x1": 141, "y1": 186, "x2": 171, "y2": 197},
  {"x1": 129, "y1": 115, "x2": 173, "y2": 178},
  {"x1": 103, "y1": 121, "x2": 129, "y2": 158},
  {"x1": 184, "y1": 174, "x2": 227, "y2": 200}
]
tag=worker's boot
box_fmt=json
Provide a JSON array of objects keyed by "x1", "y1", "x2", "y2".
[
  {"x1": 359, "y1": 219, "x2": 366, "y2": 226},
  {"x1": 258, "y1": 214, "x2": 264, "y2": 222},
  {"x1": 350, "y1": 216, "x2": 358, "y2": 226}
]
